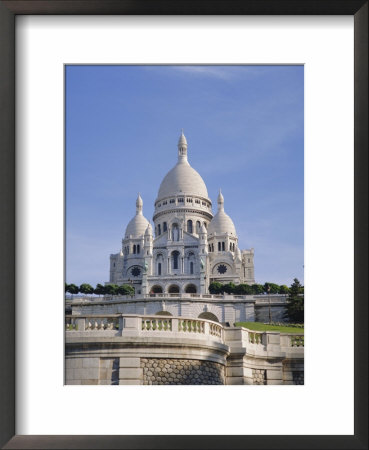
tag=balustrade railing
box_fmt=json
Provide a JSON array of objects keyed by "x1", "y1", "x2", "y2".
[
  {"x1": 290, "y1": 335, "x2": 304, "y2": 347},
  {"x1": 68, "y1": 293, "x2": 288, "y2": 302},
  {"x1": 66, "y1": 314, "x2": 224, "y2": 342},
  {"x1": 209, "y1": 322, "x2": 222, "y2": 338},
  {"x1": 178, "y1": 319, "x2": 205, "y2": 334},
  {"x1": 248, "y1": 331, "x2": 264, "y2": 345},
  {"x1": 280, "y1": 333, "x2": 305, "y2": 348},
  {"x1": 65, "y1": 315, "x2": 119, "y2": 332},
  {"x1": 142, "y1": 317, "x2": 172, "y2": 332}
]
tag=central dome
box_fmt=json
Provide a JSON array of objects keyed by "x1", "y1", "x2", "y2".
[
  {"x1": 157, "y1": 161, "x2": 209, "y2": 200},
  {"x1": 156, "y1": 131, "x2": 209, "y2": 201}
]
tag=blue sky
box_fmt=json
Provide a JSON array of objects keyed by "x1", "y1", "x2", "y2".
[{"x1": 66, "y1": 65, "x2": 304, "y2": 287}]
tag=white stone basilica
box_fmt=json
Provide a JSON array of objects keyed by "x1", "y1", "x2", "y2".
[{"x1": 109, "y1": 132, "x2": 255, "y2": 295}]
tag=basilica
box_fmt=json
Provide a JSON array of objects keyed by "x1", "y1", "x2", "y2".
[{"x1": 109, "y1": 132, "x2": 255, "y2": 295}]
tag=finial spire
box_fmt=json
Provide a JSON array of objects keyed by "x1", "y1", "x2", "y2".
[
  {"x1": 217, "y1": 189, "x2": 224, "y2": 211},
  {"x1": 136, "y1": 193, "x2": 143, "y2": 215},
  {"x1": 177, "y1": 130, "x2": 188, "y2": 163}
]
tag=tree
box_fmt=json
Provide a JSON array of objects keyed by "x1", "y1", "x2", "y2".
[
  {"x1": 279, "y1": 284, "x2": 290, "y2": 294},
  {"x1": 94, "y1": 283, "x2": 106, "y2": 296},
  {"x1": 65, "y1": 283, "x2": 69, "y2": 293},
  {"x1": 284, "y1": 278, "x2": 304, "y2": 323},
  {"x1": 79, "y1": 283, "x2": 94, "y2": 296},
  {"x1": 222, "y1": 282, "x2": 236, "y2": 294},
  {"x1": 233, "y1": 284, "x2": 253, "y2": 295},
  {"x1": 264, "y1": 282, "x2": 280, "y2": 294},
  {"x1": 208, "y1": 282, "x2": 223, "y2": 294},
  {"x1": 250, "y1": 284, "x2": 264, "y2": 295},
  {"x1": 117, "y1": 284, "x2": 135, "y2": 296},
  {"x1": 105, "y1": 284, "x2": 119, "y2": 296},
  {"x1": 66, "y1": 283, "x2": 79, "y2": 298}
]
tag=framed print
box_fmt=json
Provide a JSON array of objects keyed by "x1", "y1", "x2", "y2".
[{"x1": 0, "y1": 1, "x2": 367, "y2": 449}]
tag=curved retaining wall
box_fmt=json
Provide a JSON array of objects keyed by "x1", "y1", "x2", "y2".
[{"x1": 65, "y1": 314, "x2": 304, "y2": 385}]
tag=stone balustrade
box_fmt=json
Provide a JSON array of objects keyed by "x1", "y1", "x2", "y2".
[
  {"x1": 248, "y1": 331, "x2": 264, "y2": 345},
  {"x1": 280, "y1": 333, "x2": 305, "y2": 348},
  {"x1": 65, "y1": 314, "x2": 119, "y2": 333},
  {"x1": 67, "y1": 293, "x2": 287, "y2": 303},
  {"x1": 66, "y1": 313, "x2": 224, "y2": 342},
  {"x1": 66, "y1": 314, "x2": 304, "y2": 353}
]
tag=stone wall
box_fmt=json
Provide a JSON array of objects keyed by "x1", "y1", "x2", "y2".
[
  {"x1": 252, "y1": 368, "x2": 266, "y2": 385},
  {"x1": 141, "y1": 358, "x2": 225, "y2": 385},
  {"x1": 99, "y1": 358, "x2": 119, "y2": 385},
  {"x1": 254, "y1": 305, "x2": 287, "y2": 322}
]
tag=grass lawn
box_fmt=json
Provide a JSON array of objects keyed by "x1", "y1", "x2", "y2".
[{"x1": 235, "y1": 322, "x2": 304, "y2": 334}]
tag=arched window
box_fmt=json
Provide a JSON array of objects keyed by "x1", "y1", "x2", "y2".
[
  {"x1": 133, "y1": 244, "x2": 136, "y2": 254},
  {"x1": 230, "y1": 243, "x2": 232, "y2": 251},
  {"x1": 190, "y1": 261, "x2": 194, "y2": 274},
  {"x1": 222, "y1": 242, "x2": 225, "y2": 251},
  {"x1": 208, "y1": 244, "x2": 211, "y2": 252},
  {"x1": 172, "y1": 251, "x2": 180, "y2": 270},
  {"x1": 137, "y1": 244, "x2": 140, "y2": 254},
  {"x1": 211, "y1": 243, "x2": 214, "y2": 252},
  {"x1": 218, "y1": 242, "x2": 221, "y2": 251},
  {"x1": 196, "y1": 221, "x2": 201, "y2": 234},
  {"x1": 185, "y1": 284, "x2": 197, "y2": 293},
  {"x1": 158, "y1": 224, "x2": 161, "y2": 235},
  {"x1": 158, "y1": 263, "x2": 161, "y2": 275},
  {"x1": 168, "y1": 284, "x2": 180, "y2": 294},
  {"x1": 151, "y1": 285, "x2": 163, "y2": 294},
  {"x1": 163, "y1": 222, "x2": 167, "y2": 232},
  {"x1": 187, "y1": 220, "x2": 193, "y2": 233}
]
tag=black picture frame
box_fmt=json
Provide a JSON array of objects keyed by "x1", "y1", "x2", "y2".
[{"x1": 0, "y1": 1, "x2": 367, "y2": 449}]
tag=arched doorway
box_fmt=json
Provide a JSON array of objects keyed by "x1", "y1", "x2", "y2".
[
  {"x1": 155, "y1": 310, "x2": 172, "y2": 316},
  {"x1": 151, "y1": 285, "x2": 163, "y2": 294},
  {"x1": 168, "y1": 284, "x2": 180, "y2": 294},
  {"x1": 198, "y1": 312, "x2": 219, "y2": 322},
  {"x1": 185, "y1": 284, "x2": 197, "y2": 294}
]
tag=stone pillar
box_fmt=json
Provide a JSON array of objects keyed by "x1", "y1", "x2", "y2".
[{"x1": 119, "y1": 357, "x2": 143, "y2": 385}]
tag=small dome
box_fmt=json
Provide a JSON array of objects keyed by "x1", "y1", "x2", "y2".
[
  {"x1": 125, "y1": 215, "x2": 150, "y2": 238},
  {"x1": 125, "y1": 195, "x2": 150, "y2": 238},
  {"x1": 208, "y1": 190, "x2": 237, "y2": 236},
  {"x1": 208, "y1": 211, "x2": 237, "y2": 236}
]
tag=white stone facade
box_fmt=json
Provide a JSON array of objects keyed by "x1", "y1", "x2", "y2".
[{"x1": 109, "y1": 132, "x2": 255, "y2": 295}]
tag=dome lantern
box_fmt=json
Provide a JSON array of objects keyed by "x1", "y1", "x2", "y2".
[
  {"x1": 136, "y1": 193, "x2": 143, "y2": 214},
  {"x1": 217, "y1": 189, "x2": 224, "y2": 212},
  {"x1": 177, "y1": 129, "x2": 188, "y2": 162}
]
